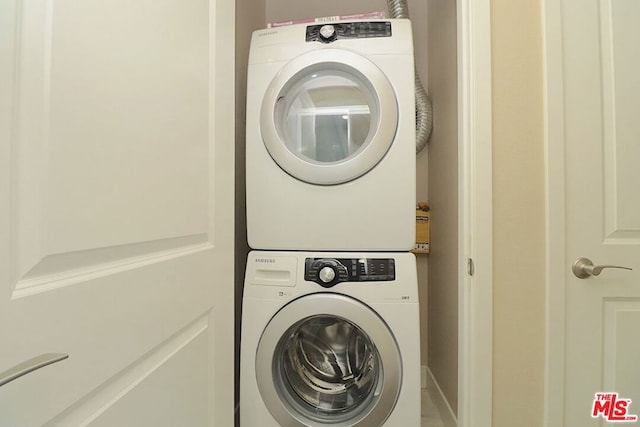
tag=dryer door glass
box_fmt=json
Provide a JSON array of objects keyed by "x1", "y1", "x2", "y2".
[
  {"x1": 260, "y1": 50, "x2": 399, "y2": 185},
  {"x1": 276, "y1": 315, "x2": 381, "y2": 418},
  {"x1": 274, "y1": 69, "x2": 376, "y2": 164}
]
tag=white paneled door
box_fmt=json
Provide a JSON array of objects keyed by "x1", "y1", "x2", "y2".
[
  {"x1": 0, "y1": 0, "x2": 235, "y2": 426},
  {"x1": 549, "y1": 0, "x2": 640, "y2": 425}
]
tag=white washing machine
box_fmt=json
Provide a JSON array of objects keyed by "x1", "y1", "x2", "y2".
[
  {"x1": 240, "y1": 251, "x2": 420, "y2": 426},
  {"x1": 246, "y1": 20, "x2": 416, "y2": 251}
]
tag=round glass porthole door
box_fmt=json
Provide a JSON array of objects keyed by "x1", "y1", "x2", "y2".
[
  {"x1": 255, "y1": 294, "x2": 402, "y2": 426},
  {"x1": 277, "y1": 315, "x2": 381, "y2": 421},
  {"x1": 260, "y1": 49, "x2": 399, "y2": 185}
]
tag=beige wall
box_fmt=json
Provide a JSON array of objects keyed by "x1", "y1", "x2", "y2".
[
  {"x1": 491, "y1": 0, "x2": 545, "y2": 425},
  {"x1": 426, "y1": 0, "x2": 459, "y2": 415},
  {"x1": 235, "y1": 0, "x2": 265, "y2": 419}
]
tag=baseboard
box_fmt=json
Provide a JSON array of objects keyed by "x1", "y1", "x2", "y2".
[{"x1": 424, "y1": 366, "x2": 458, "y2": 427}]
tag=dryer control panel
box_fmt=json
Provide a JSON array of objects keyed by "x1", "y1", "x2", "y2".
[
  {"x1": 305, "y1": 257, "x2": 395, "y2": 288},
  {"x1": 306, "y1": 22, "x2": 392, "y2": 43}
]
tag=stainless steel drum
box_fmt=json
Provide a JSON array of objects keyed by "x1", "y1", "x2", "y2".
[{"x1": 278, "y1": 315, "x2": 381, "y2": 415}]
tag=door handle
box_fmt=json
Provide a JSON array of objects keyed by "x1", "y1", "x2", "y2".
[
  {"x1": 572, "y1": 257, "x2": 633, "y2": 279},
  {"x1": 0, "y1": 353, "x2": 69, "y2": 387}
]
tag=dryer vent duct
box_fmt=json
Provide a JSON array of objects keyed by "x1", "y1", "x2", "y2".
[{"x1": 387, "y1": 0, "x2": 433, "y2": 153}]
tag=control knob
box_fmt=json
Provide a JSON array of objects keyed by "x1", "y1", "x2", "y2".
[
  {"x1": 318, "y1": 266, "x2": 336, "y2": 283},
  {"x1": 318, "y1": 24, "x2": 337, "y2": 42}
]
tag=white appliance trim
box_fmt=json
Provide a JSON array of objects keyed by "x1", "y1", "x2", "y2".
[
  {"x1": 259, "y1": 49, "x2": 398, "y2": 185},
  {"x1": 255, "y1": 293, "x2": 402, "y2": 426}
]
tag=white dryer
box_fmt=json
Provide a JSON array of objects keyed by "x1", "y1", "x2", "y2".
[
  {"x1": 246, "y1": 20, "x2": 416, "y2": 251},
  {"x1": 240, "y1": 250, "x2": 420, "y2": 426}
]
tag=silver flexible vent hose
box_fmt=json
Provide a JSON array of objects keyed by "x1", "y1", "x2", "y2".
[{"x1": 387, "y1": 0, "x2": 433, "y2": 153}]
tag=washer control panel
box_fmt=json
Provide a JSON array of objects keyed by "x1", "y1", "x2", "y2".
[
  {"x1": 306, "y1": 21, "x2": 392, "y2": 43},
  {"x1": 305, "y1": 257, "x2": 395, "y2": 288}
]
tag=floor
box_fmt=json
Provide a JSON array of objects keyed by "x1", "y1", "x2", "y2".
[{"x1": 421, "y1": 388, "x2": 446, "y2": 427}]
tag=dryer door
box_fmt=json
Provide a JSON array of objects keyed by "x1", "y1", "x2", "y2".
[
  {"x1": 260, "y1": 49, "x2": 399, "y2": 185},
  {"x1": 255, "y1": 293, "x2": 402, "y2": 426}
]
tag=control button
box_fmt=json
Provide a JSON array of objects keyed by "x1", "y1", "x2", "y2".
[
  {"x1": 319, "y1": 266, "x2": 336, "y2": 283},
  {"x1": 319, "y1": 24, "x2": 337, "y2": 42}
]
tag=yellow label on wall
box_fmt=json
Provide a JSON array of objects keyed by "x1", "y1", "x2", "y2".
[{"x1": 413, "y1": 203, "x2": 430, "y2": 254}]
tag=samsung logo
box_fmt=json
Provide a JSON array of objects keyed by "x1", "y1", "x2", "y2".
[
  {"x1": 258, "y1": 30, "x2": 278, "y2": 37},
  {"x1": 255, "y1": 258, "x2": 276, "y2": 264}
]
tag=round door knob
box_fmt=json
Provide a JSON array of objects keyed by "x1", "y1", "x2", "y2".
[{"x1": 318, "y1": 266, "x2": 336, "y2": 283}]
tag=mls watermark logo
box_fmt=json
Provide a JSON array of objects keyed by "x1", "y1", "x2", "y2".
[{"x1": 592, "y1": 393, "x2": 638, "y2": 422}]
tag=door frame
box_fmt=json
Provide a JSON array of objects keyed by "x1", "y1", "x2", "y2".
[
  {"x1": 541, "y1": 0, "x2": 567, "y2": 425},
  {"x1": 457, "y1": 0, "x2": 493, "y2": 426}
]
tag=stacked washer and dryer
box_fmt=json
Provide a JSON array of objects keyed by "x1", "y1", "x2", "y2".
[{"x1": 241, "y1": 19, "x2": 421, "y2": 426}]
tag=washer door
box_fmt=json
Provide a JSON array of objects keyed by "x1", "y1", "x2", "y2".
[
  {"x1": 260, "y1": 49, "x2": 399, "y2": 185},
  {"x1": 255, "y1": 293, "x2": 402, "y2": 426}
]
